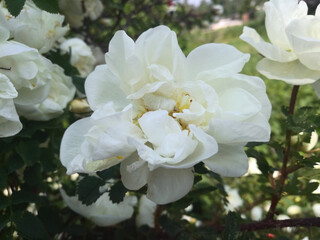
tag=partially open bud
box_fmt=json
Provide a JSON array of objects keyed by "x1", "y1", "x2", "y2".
[{"x1": 69, "y1": 98, "x2": 91, "y2": 114}]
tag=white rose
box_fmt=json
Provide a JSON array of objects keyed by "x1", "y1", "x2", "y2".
[
  {"x1": 3, "y1": 0, "x2": 69, "y2": 53},
  {"x1": 287, "y1": 205, "x2": 301, "y2": 216},
  {"x1": 58, "y1": 0, "x2": 103, "y2": 28},
  {"x1": 60, "y1": 26, "x2": 271, "y2": 204},
  {"x1": 0, "y1": 40, "x2": 53, "y2": 105},
  {"x1": 240, "y1": 0, "x2": 320, "y2": 86},
  {"x1": 60, "y1": 38, "x2": 96, "y2": 77},
  {"x1": 0, "y1": 73, "x2": 22, "y2": 137},
  {"x1": 16, "y1": 64, "x2": 76, "y2": 121},
  {"x1": 60, "y1": 189, "x2": 137, "y2": 226}
]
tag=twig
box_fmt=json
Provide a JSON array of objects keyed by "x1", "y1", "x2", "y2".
[
  {"x1": 210, "y1": 217, "x2": 320, "y2": 233},
  {"x1": 266, "y1": 85, "x2": 300, "y2": 219}
]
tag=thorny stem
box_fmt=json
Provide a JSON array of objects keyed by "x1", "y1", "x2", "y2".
[{"x1": 266, "y1": 85, "x2": 300, "y2": 220}]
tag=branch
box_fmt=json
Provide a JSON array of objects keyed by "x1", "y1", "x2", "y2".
[
  {"x1": 266, "y1": 85, "x2": 300, "y2": 219},
  {"x1": 211, "y1": 217, "x2": 320, "y2": 233}
]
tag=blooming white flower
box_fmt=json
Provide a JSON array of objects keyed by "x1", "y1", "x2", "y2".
[
  {"x1": 136, "y1": 195, "x2": 157, "y2": 228},
  {"x1": 60, "y1": 26, "x2": 271, "y2": 204},
  {"x1": 0, "y1": 73, "x2": 22, "y2": 137},
  {"x1": 60, "y1": 189, "x2": 137, "y2": 226},
  {"x1": 58, "y1": 0, "x2": 103, "y2": 28},
  {"x1": 240, "y1": 0, "x2": 320, "y2": 86},
  {"x1": 2, "y1": 0, "x2": 69, "y2": 53},
  {"x1": 0, "y1": 40, "x2": 52, "y2": 105},
  {"x1": 225, "y1": 186, "x2": 243, "y2": 211},
  {"x1": 60, "y1": 38, "x2": 96, "y2": 77},
  {"x1": 15, "y1": 64, "x2": 76, "y2": 121}
]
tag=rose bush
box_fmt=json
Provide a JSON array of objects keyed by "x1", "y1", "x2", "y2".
[{"x1": 60, "y1": 25, "x2": 271, "y2": 204}]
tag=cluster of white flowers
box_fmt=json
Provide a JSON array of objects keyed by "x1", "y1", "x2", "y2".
[
  {"x1": 0, "y1": 1, "x2": 77, "y2": 137},
  {"x1": 60, "y1": 25, "x2": 271, "y2": 204},
  {"x1": 240, "y1": 0, "x2": 320, "y2": 95},
  {"x1": 58, "y1": 0, "x2": 104, "y2": 28}
]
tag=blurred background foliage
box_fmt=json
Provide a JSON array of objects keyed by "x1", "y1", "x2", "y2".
[{"x1": 1, "y1": 0, "x2": 320, "y2": 239}]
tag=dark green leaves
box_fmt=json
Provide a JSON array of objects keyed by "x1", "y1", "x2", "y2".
[
  {"x1": 77, "y1": 176, "x2": 105, "y2": 205},
  {"x1": 221, "y1": 212, "x2": 242, "y2": 240},
  {"x1": 31, "y1": 0, "x2": 59, "y2": 13},
  {"x1": 4, "y1": 0, "x2": 26, "y2": 16},
  {"x1": 13, "y1": 212, "x2": 50, "y2": 240},
  {"x1": 109, "y1": 181, "x2": 127, "y2": 204}
]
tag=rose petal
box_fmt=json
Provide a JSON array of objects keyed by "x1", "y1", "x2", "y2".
[
  {"x1": 203, "y1": 144, "x2": 248, "y2": 177},
  {"x1": 257, "y1": 58, "x2": 320, "y2": 85},
  {"x1": 147, "y1": 167, "x2": 194, "y2": 204}
]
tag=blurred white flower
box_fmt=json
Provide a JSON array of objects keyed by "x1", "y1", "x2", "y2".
[
  {"x1": 136, "y1": 195, "x2": 157, "y2": 228},
  {"x1": 58, "y1": 0, "x2": 103, "y2": 28},
  {"x1": 287, "y1": 205, "x2": 301, "y2": 216},
  {"x1": 276, "y1": 214, "x2": 293, "y2": 232},
  {"x1": 251, "y1": 206, "x2": 263, "y2": 221},
  {"x1": 245, "y1": 157, "x2": 262, "y2": 175},
  {"x1": 2, "y1": 0, "x2": 69, "y2": 53},
  {"x1": 291, "y1": 131, "x2": 318, "y2": 152},
  {"x1": 15, "y1": 64, "x2": 75, "y2": 121},
  {"x1": 60, "y1": 38, "x2": 96, "y2": 77},
  {"x1": 60, "y1": 189, "x2": 137, "y2": 226},
  {"x1": 309, "y1": 179, "x2": 320, "y2": 194},
  {"x1": 240, "y1": 0, "x2": 320, "y2": 87},
  {"x1": 60, "y1": 25, "x2": 271, "y2": 204},
  {"x1": 225, "y1": 186, "x2": 243, "y2": 211},
  {"x1": 312, "y1": 203, "x2": 320, "y2": 217}
]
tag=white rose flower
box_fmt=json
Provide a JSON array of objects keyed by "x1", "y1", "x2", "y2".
[
  {"x1": 15, "y1": 64, "x2": 76, "y2": 121},
  {"x1": 240, "y1": 0, "x2": 320, "y2": 86},
  {"x1": 60, "y1": 26, "x2": 271, "y2": 204},
  {"x1": 136, "y1": 195, "x2": 157, "y2": 228},
  {"x1": 58, "y1": 0, "x2": 103, "y2": 28},
  {"x1": 60, "y1": 38, "x2": 96, "y2": 77},
  {"x1": 0, "y1": 40, "x2": 52, "y2": 105},
  {"x1": 60, "y1": 189, "x2": 137, "y2": 226},
  {"x1": 0, "y1": 73, "x2": 22, "y2": 137},
  {"x1": 2, "y1": 0, "x2": 69, "y2": 53}
]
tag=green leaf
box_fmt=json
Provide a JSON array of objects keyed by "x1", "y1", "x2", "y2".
[
  {"x1": 24, "y1": 164, "x2": 45, "y2": 189},
  {"x1": 0, "y1": 168, "x2": 7, "y2": 190},
  {"x1": 38, "y1": 207, "x2": 63, "y2": 235},
  {"x1": 194, "y1": 162, "x2": 209, "y2": 174},
  {"x1": 15, "y1": 140, "x2": 40, "y2": 166},
  {"x1": 222, "y1": 212, "x2": 242, "y2": 240},
  {"x1": 4, "y1": 0, "x2": 26, "y2": 16},
  {"x1": 6, "y1": 152, "x2": 24, "y2": 173},
  {"x1": 12, "y1": 191, "x2": 42, "y2": 205},
  {"x1": 13, "y1": 211, "x2": 50, "y2": 240},
  {"x1": 0, "y1": 195, "x2": 10, "y2": 211},
  {"x1": 77, "y1": 176, "x2": 105, "y2": 205},
  {"x1": 31, "y1": 0, "x2": 59, "y2": 13},
  {"x1": 72, "y1": 76, "x2": 86, "y2": 94},
  {"x1": 96, "y1": 166, "x2": 120, "y2": 180},
  {"x1": 0, "y1": 212, "x2": 11, "y2": 232},
  {"x1": 109, "y1": 181, "x2": 127, "y2": 204},
  {"x1": 246, "y1": 148, "x2": 271, "y2": 176}
]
